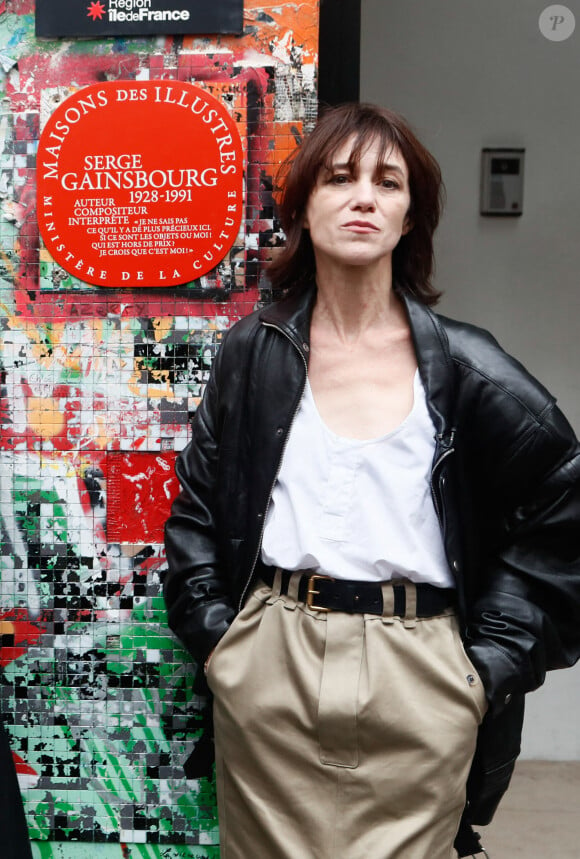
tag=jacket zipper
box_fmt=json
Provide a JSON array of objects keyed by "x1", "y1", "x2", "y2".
[
  {"x1": 237, "y1": 321, "x2": 309, "y2": 611},
  {"x1": 430, "y1": 432, "x2": 467, "y2": 620},
  {"x1": 430, "y1": 439, "x2": 455, "y2": 530}
]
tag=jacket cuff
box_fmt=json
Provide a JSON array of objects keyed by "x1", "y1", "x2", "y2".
[
  {"x1": 177, "y1": 599, "x2": 236, "y2": 668},
  {"x1": 465, "y1": 639, "x2": 520, "y2": 713}
]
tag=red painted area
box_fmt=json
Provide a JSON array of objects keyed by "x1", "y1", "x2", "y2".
[
  {"x1": 5, "y1": 0, "x2": 34, "y2": 12},
  {"x1": 107, "y1": 452, "x2": 180, "y2": 543},
  {"x1": 12, "y1": 288, "x2": 259, "y2": 326},
  {"x1": 12, "y1": 753, "x2": 38, "y2": 778},
  {"x1": 7, "y1": 55, "x2": 142, "y2": 111},
  {"x1": 0, "y1": 611, "x2": 44, "y2": 669}
]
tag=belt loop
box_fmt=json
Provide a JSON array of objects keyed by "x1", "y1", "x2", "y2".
[
  {"x1": 284, "y1": 571, "x2": 300, "y2": 610},
  {"x1": 380, "y1": 582, "x2": 395, "y2": 624},
  {"x1": 403, "y1": 581, "x2": 417, "y2": 628},
  {"x1": 266, "y1": 567, "x2": 284, "y2": 604}
]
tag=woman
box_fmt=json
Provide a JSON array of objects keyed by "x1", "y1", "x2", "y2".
[{"x1": 164, "y1": 104, "x2": 580, "y2": 858}]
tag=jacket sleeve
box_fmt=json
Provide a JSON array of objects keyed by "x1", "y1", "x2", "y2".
[
  {"x1": 163, "y1": 334, "x2": 236, "y2": 667},
  {"x1": 464, "y1": 404, "x2": 580, "y2": 710}
]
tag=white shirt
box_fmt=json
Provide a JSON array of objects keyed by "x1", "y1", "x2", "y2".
[{"x1": 261, "y1": 371, "x2": 454, "y2": 587}]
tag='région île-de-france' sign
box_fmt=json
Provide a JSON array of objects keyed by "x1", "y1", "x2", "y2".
[
  {"x1": 37, "y1": 81, "x2": 244, "y2": 287},
  {"x1": 36, "y1": 0, "x2": 243, "y2": 38}
]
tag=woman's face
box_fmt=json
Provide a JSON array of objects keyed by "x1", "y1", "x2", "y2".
[{"x1": 304, "y1": 136, "x2": 412, "y2": 272}]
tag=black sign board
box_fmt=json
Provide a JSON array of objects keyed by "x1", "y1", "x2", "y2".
[{"x1": 36, "y1": 0, "x2": 243, "y2": 38}]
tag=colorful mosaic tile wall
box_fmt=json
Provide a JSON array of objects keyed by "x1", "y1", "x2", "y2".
[{"x1": 0, "y1": 2, "x2": 319, "y2": 855}]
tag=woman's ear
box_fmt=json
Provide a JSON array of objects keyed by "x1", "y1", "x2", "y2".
[{"x1": 402, "y1": 214, "x2": 413, "y2": 235}]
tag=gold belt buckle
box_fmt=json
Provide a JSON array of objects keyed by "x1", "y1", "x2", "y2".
[{"x1": 306, "y1": 574, "x2": 334, "y2": 611}]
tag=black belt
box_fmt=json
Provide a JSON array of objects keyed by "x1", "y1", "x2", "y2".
[{"x1": 258, "y1": 566, "x2": 456, "y2": 617}]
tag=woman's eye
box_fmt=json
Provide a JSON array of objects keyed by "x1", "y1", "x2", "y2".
[
  {"x1": 381, "y1": 178, "x2": 400, "y2": 189},
  {"x1": 330, "y1": 174, "x2": 350, "y2": 185}
]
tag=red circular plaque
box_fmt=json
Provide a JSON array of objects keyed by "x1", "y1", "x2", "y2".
[{"x1": 37, "y1": 81, "x2": 244, "y2": 287}]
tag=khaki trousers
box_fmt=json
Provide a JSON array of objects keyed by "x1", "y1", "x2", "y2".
[{"x1": 207, "y1": 575, "x2": 487, "y2": 859}]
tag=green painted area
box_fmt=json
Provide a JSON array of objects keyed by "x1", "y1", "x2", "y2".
[{"x1": 31, "y1": 845, "x2": 220, "y2": 859}]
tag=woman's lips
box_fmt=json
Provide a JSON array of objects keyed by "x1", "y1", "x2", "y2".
[{"x1": 342, "y1": 220, "x2": 380, "y2": 232}]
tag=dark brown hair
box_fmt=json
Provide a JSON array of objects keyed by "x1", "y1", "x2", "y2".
[{"x1": 268, "y1": 103, "x2": 444, "y2": 305}]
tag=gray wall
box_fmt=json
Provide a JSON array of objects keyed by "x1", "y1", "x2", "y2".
[{"x1": 360, "y1": 0, "x2": 580, "y2": 759}]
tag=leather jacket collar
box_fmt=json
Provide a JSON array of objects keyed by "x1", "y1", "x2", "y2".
[{"x1": 260, "y1": 284, "x2": 457, "y2": 445}]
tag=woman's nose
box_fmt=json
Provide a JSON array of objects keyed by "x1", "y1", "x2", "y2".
[{"x1": 350, "y1": 178, "x2": 376, "y2": 210}]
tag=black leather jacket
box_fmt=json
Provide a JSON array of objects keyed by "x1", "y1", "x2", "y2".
[{"x1": 164, "y1": 285, "x2": 580, "y2": 826}]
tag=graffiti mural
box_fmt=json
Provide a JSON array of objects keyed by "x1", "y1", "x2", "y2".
[{"x1": 0, "y1": 1, "x2": 319, "y2": 853}]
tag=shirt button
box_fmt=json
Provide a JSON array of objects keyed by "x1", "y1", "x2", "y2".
[
  {"x1": 275, "y1": 427, "x2": 284, "y2": 437},
  {"x1": 302, "y1": 342, "x2": 310, "y2": 352},
  {"x1": 257, "y1": 512, "x2": 264, "y2": 521},
  {"x1": 452, "y1": 560, "x2": 460, "y2": 571},
  {"x1": 504, "y1": 693, "x2": 512, "y2": 705}
]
